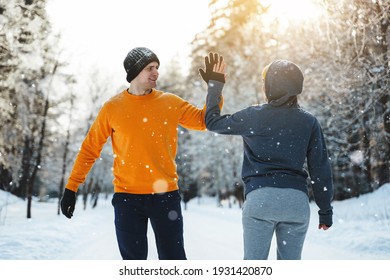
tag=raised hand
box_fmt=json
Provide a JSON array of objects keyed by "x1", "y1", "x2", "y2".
[
  {"x1": 199, "y1": 52, "x2": 226, "y2": 83},
  {"x1": 213, "y1": 55, "x2": 226, "y2": 77}
]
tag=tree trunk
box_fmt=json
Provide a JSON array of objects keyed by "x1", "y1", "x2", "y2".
[
  {"x1": 16, "y1": 136, "x2": 32, "y2": 199},
  {"x1": 57, "y1": 100, "x2": 73, "y2": 215},
  {"x1": 26, "y1": 98, "x2": 49, "y2": 219},
  {"x1": 377, "y1": 5, "x2": 390, "y2": 186}
]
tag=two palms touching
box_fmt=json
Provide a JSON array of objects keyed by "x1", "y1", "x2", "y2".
[
  {"x1": 212, "y1": 54, "x2": 227, "y2": 79},
  {"x1": 199, "y1": 52, "x2": 227, "y2": 83}
]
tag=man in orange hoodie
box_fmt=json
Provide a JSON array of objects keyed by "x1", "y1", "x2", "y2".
[{"x1": 60, "y1": 48, "x2": 225, "y2": 260}]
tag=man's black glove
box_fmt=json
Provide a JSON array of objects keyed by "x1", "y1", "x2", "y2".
[
  {"x1": 199, "y1": 52, "x2": 225, "y2": 83},
  {"x1": 61, "y1": 188, "x2": 76, "y2": 219}
]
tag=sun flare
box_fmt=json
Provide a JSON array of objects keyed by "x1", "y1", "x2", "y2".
[{"x1": 262, "y1": 0, "x2": 325, "y2": 24}]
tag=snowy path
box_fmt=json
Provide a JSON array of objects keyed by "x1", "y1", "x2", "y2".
[
  {"x1": 1, "y1": 187, "x2": 390, "y2": 260},
  {"x1": 52, "y1": 197, "x2": 384, "y2": 260},
  {"x1": 60, "y1": 197, "x2": 245, "y2": 260}
]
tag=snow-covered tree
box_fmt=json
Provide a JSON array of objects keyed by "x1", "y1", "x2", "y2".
[
  {"x1": 0, "y1": 0, "x2": 64, "y2": 217},
  {"x1": 315, "y1": 0, "x2": 390, "y2": 198},
  {"x1": 186, "y1": 0, "x2": 389, "y2": 200}
]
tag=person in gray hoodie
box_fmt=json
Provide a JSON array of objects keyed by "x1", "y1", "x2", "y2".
[{"x1": 204, "y1": 58, "x2": 334, "y2": 260}]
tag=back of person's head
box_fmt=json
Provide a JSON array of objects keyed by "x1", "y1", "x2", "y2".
[
  {"x1": 123, "y1": 47, "x2": 160, "y2": 83},
  {"x1": 262, "y1": 60, "x2": 304, "y2": 106}
]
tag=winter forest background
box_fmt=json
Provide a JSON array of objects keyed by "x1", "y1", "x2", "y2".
[{"x1": 0, "y1": 0, "x2": 389, "y2": 219}]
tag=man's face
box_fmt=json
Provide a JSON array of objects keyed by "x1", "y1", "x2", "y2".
[{"x1": 133, "y1": 61, "x2": 159, "y2": 88}]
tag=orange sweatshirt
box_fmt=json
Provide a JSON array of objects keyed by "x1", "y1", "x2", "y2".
[{"x1": 65, "y1": 88, "x2": 219, "y2": 194}]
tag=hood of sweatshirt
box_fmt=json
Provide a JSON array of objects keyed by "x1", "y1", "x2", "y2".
[{"x1": 264, "y1": 60, "x2": 304, "y2": 107}]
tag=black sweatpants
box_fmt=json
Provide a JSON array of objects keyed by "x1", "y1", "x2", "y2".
[{"x1": 111, "y1": 190, "x2": 187, "y2": 260}]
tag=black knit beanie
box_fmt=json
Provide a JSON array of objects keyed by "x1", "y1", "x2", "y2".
[{"x1": 123, "y1": 47, "x2": 160, "y2": 83}]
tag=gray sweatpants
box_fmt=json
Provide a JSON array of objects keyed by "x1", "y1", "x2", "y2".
[{"x1": 242, "y1": 187, "x2": 310, "y2": 260}]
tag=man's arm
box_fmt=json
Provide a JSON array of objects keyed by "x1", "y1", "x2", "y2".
[
  {"x1": 61, "y1": 105, "x2": 111, "y2": 219},
  {"x1": 65, "y1": 105, "x2": 112, "y2": 192}
]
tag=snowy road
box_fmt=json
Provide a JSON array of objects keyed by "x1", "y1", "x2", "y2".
[
  {"x1": 55, "y1": 196, "x2": 384, "y2": 260},
  {"x1": 1, "y1": 186, "x2": 390, "y2": 260}
]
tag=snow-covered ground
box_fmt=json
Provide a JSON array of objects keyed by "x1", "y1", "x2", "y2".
[
  {"x1": 1, "y1": 184, "x2": 390, "y2": 260},
  {"x1": 1, "y1": 184, "x2": 389, "y2": 278}
]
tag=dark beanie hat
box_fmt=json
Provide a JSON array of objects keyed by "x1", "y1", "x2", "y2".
[
  {"x1": 123, "y1": 47, "x2": 160, "y2": 83},
  {"x1": 263, "y1": 60, "x2": 304, "y2": 101}
]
